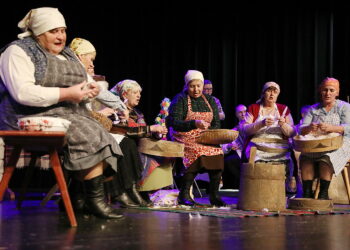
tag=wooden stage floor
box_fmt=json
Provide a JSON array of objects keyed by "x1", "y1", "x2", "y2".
[{"x1": 1, "y1": 192, "x2": 350, "y2": 249}]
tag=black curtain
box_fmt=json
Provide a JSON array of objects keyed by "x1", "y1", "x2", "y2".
[{"x1": 2, "y1": 1, "x2": 350, "y2": 129}]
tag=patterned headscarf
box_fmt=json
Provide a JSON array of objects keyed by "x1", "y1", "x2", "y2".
[
  {"x1": 69, "y1": 38, "x2": 96, "y2": 56},
  {"x1": 18, "y1": 7, "x2": 66, "y2": 39}
]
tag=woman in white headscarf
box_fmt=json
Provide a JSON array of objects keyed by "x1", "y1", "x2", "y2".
[
  {"x1": 167, "y1": 70, "x2": 225, "y2": 207},
  {"x1": 110, "y1": 79, "x2": 168, "y2": 206},
  {"x1": 243, "y1": 82, "x2": 296, "y2": 189},
  {"x1": 0, "y1": 7, "x2": 123, "y2": 219}
]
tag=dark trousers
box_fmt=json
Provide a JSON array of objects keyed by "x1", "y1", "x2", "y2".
[
  {"x1": 222, "y1": 151, "x2": 241, "y2": 189},
  {"x1": 104, "y1": 137, "x2": 143, "y2": 197}
]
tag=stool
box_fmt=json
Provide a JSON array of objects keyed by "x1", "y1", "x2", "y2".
[
  {"x1": 0, "y1": 131, "x2": 77, "y2": 227},
  {"x1": 314, "y1": 162, "x2": 350, "y2": 202}
]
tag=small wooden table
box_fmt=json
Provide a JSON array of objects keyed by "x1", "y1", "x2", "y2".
[{"x1": 0, "y1": 131, "x2": 77, "y2": 227}]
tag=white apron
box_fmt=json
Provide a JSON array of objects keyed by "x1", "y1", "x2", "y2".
[{"x1": 245, "y1": 104, "x2": 292, "y2": 162}]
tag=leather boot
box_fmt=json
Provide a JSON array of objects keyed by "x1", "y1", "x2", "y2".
[
  {"x1": 302, "y1": 180, "x2": 314, "y2": 198},
  {"x1": 140, "y1": 191, "x2": 153, "y2": 206},
  {"x1": 69, "y1": 178, "x2": 85, "y2": 212},
  {"x1": 111, "y1": 192, "x2": 139, "y2": 208},
  {"x1": 208, "y1": 170, "x2": 226, "y2": 207},
  {"x1": 84, "y1": 175, "x2": 124, "y2": 219},
  {"x1": 127, "y1": 184, "x2": 150, "y2": 207},
  {"x1": 178, "y1": 172, "x2": 204, "y2": 206},
  {"x1": 318, "y1": 179, "x2": 331, "y2": 200},
  {"x1": 59, "y1": 178, "x2": 85, "y2": 213}
]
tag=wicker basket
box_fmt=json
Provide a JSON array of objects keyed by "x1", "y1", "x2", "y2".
[
  {"x1": 196, "y1": 129, "x2": 239, "y2": 145},
  {"x1": 293, "y1": 134, "x2": 343, "y2": 153},
  {"x1": 90, "y1": 111, "x2": 113, "y2": 131},
  {"x1": 138, "y1": 138, "x2": 184, "y2": 157}
]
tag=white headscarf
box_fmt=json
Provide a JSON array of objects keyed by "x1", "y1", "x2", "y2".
[
  {"x1": 69, "y1": 38, "x2": 96, "y2": 55},
  {"x1": 110, "y1": 79, "x2": 142, "y2": 97},
  {"x1": 17, "y1": 7, "x2": 66, "y2": 39},
  {"x1": 256, "y1": 81, "x2": 280, "y2": 103},
  {"x1": 183, "y1": 70, "x2": 204, "y2": 92},
  {"x1": 184, "y1": 70, "x2": 204, "y2": 85}
]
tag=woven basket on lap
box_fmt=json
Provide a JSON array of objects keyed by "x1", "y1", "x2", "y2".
[
  {"x1": 196, "y1": 129, "x2": 239, "y2": 145},
  {"x1": 89, "y1": 111, "x2": 113, "y2": 131},
  {"x1": 293, "y1": 134, "x2": 343, "y2": 153}
]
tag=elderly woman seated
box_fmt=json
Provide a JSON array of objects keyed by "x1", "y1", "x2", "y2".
[
  {"x1": 70, "y1": 38, "x2": 153, "y2": 208},
  {"x1": 299, "y1": 77, "x2": 350, "y2": 199},
  {"x1": 109, "y1": 79, "x2": 169, "y2": 204},
  {"x1": 243, "y1": 81, "x2": 296, "y2": 188},
  {"x1": 0, "y1": 7, "x2": 123, "y2": 219},
  {"x1": 166, "y1": 70, "x2": 225, "y2": 207}
]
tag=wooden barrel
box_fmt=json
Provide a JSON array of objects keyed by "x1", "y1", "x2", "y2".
[{"x1": 238, "y1": 162, "x2": 286, "y2": 211}]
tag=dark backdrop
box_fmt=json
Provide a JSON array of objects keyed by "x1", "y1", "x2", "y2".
[{"x1": 2, "y1": 1, "x2": 350, "y2": 129}]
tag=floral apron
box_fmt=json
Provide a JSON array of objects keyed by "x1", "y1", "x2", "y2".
[{"x1": 172, "y1": 95, "x2": 223, "y2": 168}]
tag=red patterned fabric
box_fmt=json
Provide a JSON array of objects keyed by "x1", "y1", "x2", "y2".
[
  {"x1": 248, "y1": 103, "x2": 291, "y2": 122},
  {"x1": 172, "y1": 95, "x2": 223, "y2": 168}
]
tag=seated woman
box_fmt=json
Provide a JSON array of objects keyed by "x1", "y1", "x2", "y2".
[
  {"x1": 70, "y1": 38, "x2": 156, "y2": 208},
  {"x1": 69, "y1": 37, "x2": 127, "y2": 115},
  {"x1": 109, "y1": 79, "x2": 168, "y2": 205},
  {"x1": 0, "y1": 7, "x2": 123, "y2": 219},
  {"x1": 243, "y1": 82, "x2": 296, "y2": 186},
  {"x1": 166, "y1": 70, "x2": 225, "y2": 207},
  {"x1": 299, "y1": 77, "x2": 350, "y2": 199}
]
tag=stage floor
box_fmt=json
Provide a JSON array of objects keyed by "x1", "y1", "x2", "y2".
[{"x1": 1, "y1": 192, "x2": 350, "y2": 249}]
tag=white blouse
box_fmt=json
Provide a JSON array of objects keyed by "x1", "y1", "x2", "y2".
[{"x1": 0, "y1": 44, "x2": 60, "y2": 107}]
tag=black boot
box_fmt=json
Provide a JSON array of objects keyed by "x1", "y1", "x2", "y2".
[
  {"x1": 59, "y1": 178, "x2": 85, "y2": 213},
  {"x1": 139, "y1": 191, "x2": 153, "y2": 206},
  {"x1": 208, "y1": 170, "x2": 226, "y2": 207},
  {"x1": 178, "y1": 172, "x2": 203, "y2": 206},
  {"x1": 318, "y1": 179, "x2": 331, "y2": 200},
  {"x1": 111, "y1": 192, "x2": 139, "y2": 208},
  {"x1": 302, "y1": 180, "x2": 314, "y2": 198},
  {"x1": 127, "y1": 184, "x2": 150, "y2": 207},
  {"x1": 69, "y1": 178, "x2": 86, "y2": 212},
  {"x1": 84, "y1": 175, "x2": 124, "y2": 219}
]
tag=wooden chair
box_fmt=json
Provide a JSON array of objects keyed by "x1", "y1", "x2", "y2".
[
  {"x1": 314, "y1": 162, "x2": 350, "y2": 202},
  {"x1": 0, "y1": 131, "x2": 77, "y2": 227}
]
